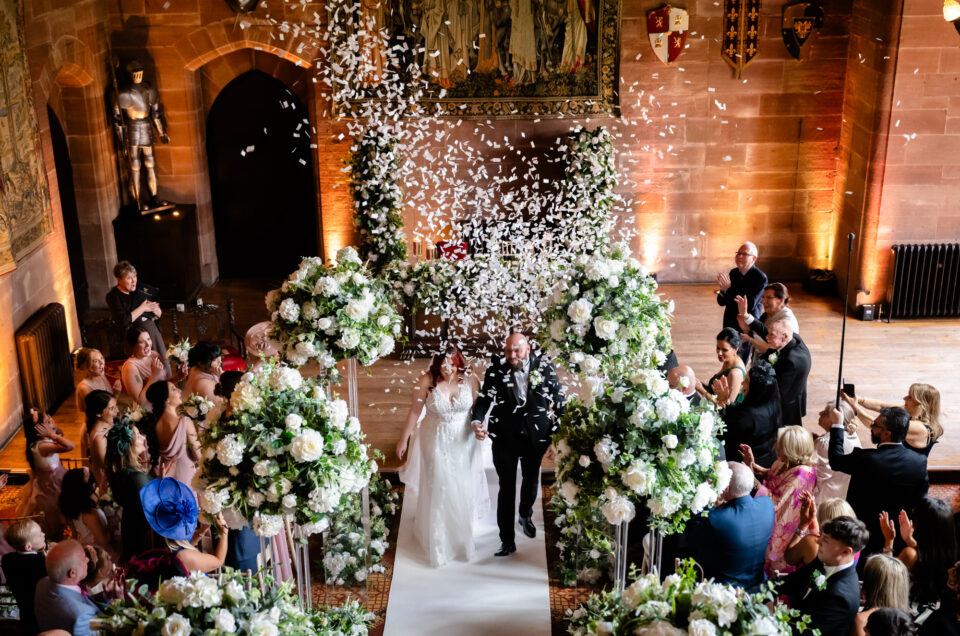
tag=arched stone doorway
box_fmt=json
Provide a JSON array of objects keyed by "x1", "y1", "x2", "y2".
[
  {"x1": 206, "y1": 70, "x2": 318, "y2": 278},
  {"x1": 47, "y1": 105, "x2": 89, "y2": 317}
]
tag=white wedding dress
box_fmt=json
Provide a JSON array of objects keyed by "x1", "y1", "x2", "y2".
[{"x1": 401, "y1": 381, "x2": 489, "y2": 567}]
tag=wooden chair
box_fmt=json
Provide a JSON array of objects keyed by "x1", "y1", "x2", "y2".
[
  {"x1": 171, "y1": 299, "x2": 246, "y2": 367},
  {"x1": 61, "y1": 457, "x2": 90, "y2": 471}
]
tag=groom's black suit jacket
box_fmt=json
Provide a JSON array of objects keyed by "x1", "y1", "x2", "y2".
[{"x1": 471, "y1": 355, "x2": 566, "y2": 447}]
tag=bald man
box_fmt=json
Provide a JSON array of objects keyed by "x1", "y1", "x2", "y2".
[
  {"x1": 471, "y1": 333, "x2": 566, "y2": 556},
  {"x1": 716, "y1": 242, "x2": 767, "y2": 361},
  {"x1": 758, "y1": 320, "x2": 811, "y2": 428},
  {"x1": 667, "y1": 364, "x2": 701, "y2": 407},
  {"x1": 34, "y1": 540, "x2": 98, "y2": 636}
]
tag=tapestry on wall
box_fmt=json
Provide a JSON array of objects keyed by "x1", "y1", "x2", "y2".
[
  {"x1": 348, "y1": 0, "x2": 621, "y2": 118},
  {"x1": 0, "y1": 0, "x2": 53, "y2": 275}
]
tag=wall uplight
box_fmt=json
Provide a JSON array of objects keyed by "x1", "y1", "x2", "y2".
[{"x1": 945, "y1": 0, "x2": 960, "y2": 33}]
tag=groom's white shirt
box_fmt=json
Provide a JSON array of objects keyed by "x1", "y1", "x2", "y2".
[{"x1": 513, "y1": 357, "x2": 530, "y2": 403}]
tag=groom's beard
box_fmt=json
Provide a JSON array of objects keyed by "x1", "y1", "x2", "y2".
[{"x1": 508, "y1": 358, "x2": 524, "y2": 370}]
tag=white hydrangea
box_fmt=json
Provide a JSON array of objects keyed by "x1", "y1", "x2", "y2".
[
  {"x1": 338, "y1": 328, "x2": 361, "y2": 350},
  {"x1": 550, "y1": 319, "x2": 567, "y2": 341},
  {"x1": 714, "y1": 460, "x2": 733, "y2": 494},
  {"x1": 648, "y1": 489, "x2": 683, "y2": 517},
  {"x1": 337, "y1": 246, "x2": 361, "y2": 265},
  {"x1": 252, "y1": 513, "x2": 284, "y2": 537},
  {"x1": 270, "y1": 366, "x2": 302, "y2": 392},
  {"x1": 314, "y1": 276, "x2": 340, "y2": 296},
  {"x1": 215, "y1": 435, "x2": 244, "y2": 467},
  {"x1": 621, "y1": 461, "x2": 655, "y2": 496},
  {"x1": 197, "y1": 487, "x2": 230, "y2": 515},
  {"x1": 301, "y1": 301, "x2": 319, "y2": 321},
  {"x1": 655, "y1": 396, "x2": 681, "y2": 423},
  {"x1": 326, "y1": 400, "x2": 349, "y2": 429},
  {"x1": 593, "y1": 436, "x2": 619, "y2": 467},
  {"x1": 278, "y1": 298, "x2": 300, "y2": 322},
  {"x1": 692, "y1": 483, "x2": 717, "y2": 513},
  {"x1": 580, "y1": 355, "x2": 601, "y2": 376}
]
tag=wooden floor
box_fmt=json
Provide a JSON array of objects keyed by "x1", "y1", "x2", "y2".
[{"x1": 3, "y1": 280, "x2": 958, "y2": 473}]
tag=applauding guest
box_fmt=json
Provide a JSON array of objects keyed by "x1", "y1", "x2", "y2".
[
  {"x1": 845, "y1": 383, "x2": 943, "y2": 456},
  {"x1": 121, "y1": 324, "x2": 167, "y2": 409},
  {"x1": 784, "y1": 495, "x2": 857, "y2": 569},
  {"x1": 715, "y1": 360, "x2": 781, "y2": 468},
  {"x1": 781, "y1": 516, "x2": 868, "y2": 636},
  {"x1": 827, "y1": 406, "x2": 928, "y2": 556},
  {"x1": 697, "y1": 328, "x2": 746, "y2": 407},
  {"x1": 84, "y1": 390, "x2": 117, "y2": 492},
  {"x1": 757, "y1": 320, "x2": 811, "y2": 427},
  {"x1": 716, "y1": 241, "x2": 767, "y2": 362},
  {"x1": 740, "y1": 426, "x2": 818, "y2": 577},
  {"x1": 736, "y1": 283, "x2": 799, "y2": 356}
]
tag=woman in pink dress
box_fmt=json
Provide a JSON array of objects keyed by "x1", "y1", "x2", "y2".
[
  {"x1": 121, "y1": 324, "x2": 167, "y2": 409},
  {"x1": 16, "y1": 410, "x2": 75, "y2": 538},
  {"x1": 740, "y1": 425, "x2": 818, "y2": 578},
  {"x1": 84, "y1": 390, "x2": 118, "y2": 492},
  {"x1": 182, "y1": 341, "x2": 222, "y2": 401},
  {"x1": 75, "y1": 348, "x2": 121, "y2": 411},
  {"x1": 145, "y1": 381, "x2": 200, "y2": 487}
]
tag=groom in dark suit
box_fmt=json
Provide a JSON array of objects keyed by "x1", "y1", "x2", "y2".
[{"x1": 471, "y1": 333, "x2": 566, "y2": 557}]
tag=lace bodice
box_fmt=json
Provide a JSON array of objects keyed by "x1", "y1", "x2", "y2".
[{"x1": 424, "y1": 381, "x2": 473, "y2": 419}]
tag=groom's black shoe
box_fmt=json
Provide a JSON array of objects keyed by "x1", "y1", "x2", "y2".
[
  {"x1": 519, "y1": 516, "x2": 536, "y2": 538},
  {"x1": 495, "y1": 543, "x2": 517, "y2": 557}
]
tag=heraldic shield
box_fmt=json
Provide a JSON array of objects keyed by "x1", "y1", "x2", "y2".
[
  {"x1": 648, "y1": 5, "x2": 689, "y2": 64},
  {"x1": 782, "y1": 1, "x2": 825, "y2": 59}
]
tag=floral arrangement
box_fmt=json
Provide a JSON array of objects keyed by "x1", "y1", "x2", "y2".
[
  {"x1": 385, "y1": 258, "x2": 465, "y2": 317},
  {"x1": 267, "y1": 247, "x2": 402, "y2": 380},
  {"x1": 567, "y1": 561, "x2": 811, "y2": 636},
  {"x1": 538, "y1": 245, "x2": 673, "y2": 381},
  {"x1": 176, "y1": 395, "x2": 217, "y2": 425},
  {"x1": 350, "y1": 127, "x2": 407, "y2": 274},
  {"x1": 551, "y1": 493, "x2": 615, "y2": 586},
  {"x1": 320, "y1": 471, "x2": 401, "y2": 585},
  {"x1": 92, "y1": 568, "x2": 372, "y2": 635},
  {"x1": 554, "y1": 375, "x2": 727, "y2": 536},
  {"x1": 551, "y1": 126, "x2": 617, "y2": 258},
  {"x1": 166, "y1": 338, "x2": 192, "y2": 369},
  {"x1": 195, "y1": 361, "x2": 375, "y2": 537}
]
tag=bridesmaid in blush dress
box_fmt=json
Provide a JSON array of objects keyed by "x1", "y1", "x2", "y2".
[
  {"x1": 75, "y1": 348, "x2": 121, "y2": 411},
  {"x1": 182, "y1": 341, "x2": 222, "y2": 402},
  {"x1": 145, "y1": 381, "x2": 200, "y2": 488},
  {"x1": 121, "y1": 324, "x2": 167, "y2": 409},
  {"x1": 84, "y1": 390, "x2": 119, "y2": 492},
  {"x1": 16, "y1": 410, "x2": 75, "y2": 538}
]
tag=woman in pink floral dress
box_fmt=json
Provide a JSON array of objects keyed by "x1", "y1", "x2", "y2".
[{"x1": 740, "y1": 425, "x2": 818, "y2": 578}]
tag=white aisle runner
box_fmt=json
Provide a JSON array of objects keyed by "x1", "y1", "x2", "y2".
[{"x1": 383, "y1": 446, "x2": 552, "y2": 635}]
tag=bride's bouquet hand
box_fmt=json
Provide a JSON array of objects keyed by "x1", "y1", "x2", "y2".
[{"x1": 396, "y1": 436, "x2": 408, "y2": 461}]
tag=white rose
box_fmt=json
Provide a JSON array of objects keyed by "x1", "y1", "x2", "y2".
[
  {"x1": 246, "y1": 489, "x2": 265, "y2": 509},
  {"x1": 337, "y1": 246, "x2": 361, "y2": 264},
  {"x1": 714, "y1": 460, "x2": 733, "y2": 494},
  {"x1": 601, "y1": 492, "x2": 636, "y2": 525},
  {"x1": 661, "y1": 434, "x2": 679, "y2": 449},
  {"x1": 550, "y1": 319, "x2": 567, "y2": 341},
  {"x1": 278, "y1": 298, "x2": 300, "y2": 322},
  {"x1": 580, "y1": 355, "x2": 601, "y2": 376},
  {"x1": 593, "y1": 316, "x2": 619, "y2": 340},
  {"x1": 301, "y1": 301, "x2": 319, "y2": 321},
  {"x1": 691, "y1": 483, "x2": 717, "y2": 513},
  {"x1": 285, "y1": 413, "x2": 303, "y2": 432},
  {"x1": 345, "y1": 298, "x2": 372, "y2": 321},
  {"x1": 687, "y1": 619, "x2": 717, "y2": 636},
  {"x1": 290, "y1": 429, "x2": 325, "y2": 462},
  {"x1": 622, "y1": 462, "x2": 654, "y2": 496},
  {"x1": 338, "y1": 329, "x2": 361, "y2": 350},
  {"x1": 253, "y1": 460, "x2": 273, "y2": 477},
  {"x1": 224, "y1": 580, "x2": 246, "y2": 602},
  {"x1": 315, "y1": 276, "x2": 340, "y2": 296},
  {"x1": 748, "y1": 617, "x2": 781, "y2": 635},
  {"x1": 567, "y1": 298, "x2": 594, "y2": 324},
  {"x1": 162, "y1": 613, "x2": 190, "y2": 636},
  {"x1": 214, "y1": 609, "x2": 237, "y2": 633},
  {"x1": 622, "y1": 576, "x2": 653, "y2": 610},
  {"x1": 559, "y1": 480, "x2": 579, "y2": 504},
  {"x1": 578, "y1": 454, "x2": 591, "y2": 468},
  {"x1": 316, "y1": 316, "x2": 333, "y2": 330},
  {"x1": 282, "y1": 494, "x2": 297, "y2": 509},
  {"x1": 607, "y1": 275, "x2": 620, "y2": 288}
]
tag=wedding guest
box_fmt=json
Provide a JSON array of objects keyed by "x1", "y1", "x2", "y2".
[
  {"x1": 146, "y1": 382, "x2": 200, "y2": 487},
  {"x1": 736, "y1": 283, "x2": 800, "y2": 356},
  {"x1": 696, "y1": 328, "x2": 746, "y2": 407},
  {"x1": 740, "y1": 425, "x2": 818, "y2": 577},
  {"x1": 851, "y1": 555, "x2": 911, "y2": 636},
  {"x1": 781, "y1": 516, "x2": 868, "y2": 636},
  {"x1": 74, "y1": 347, "x2": 120, "y2": 411},
  {"x1": 687, "y1": 462, "x2": 774, "y2": 592},
  {"x1": 757, "y1": 320, "x2": 811, "y2": 428},
  {"x1": 105, "y1": 260, "x2": 170, "y2": 376},
  {"x1": 58, "y1": 468, "x2": 115, "y2": 558},
  {"x1": 845, "y1": 383, "x2": 943, "y2": 456},
  {"x1": 16, "y1": 410, "x2": 73, "y2": 538},
  {"x1": 182, "y1": 341, "x2": 222, "y2": 401},
  {"x1": 865, "y1": 608, "x2": 917, "y2": 636},
  {"x1": 714, "y1": 360, "x2": 781, "y2": 468},
  {"x1": 84, "y1": 390, "x2": 117, "y2": 492},
  {"x1": 120, "y1": 324, "x2": 166, "y2": 408},
  {"x1": 140, "y1": 477, "x2": 228, "y2": 574},
  {"x1": 879, "y1": 496, "x2": 957, "y2": 608},
  {"x1": 827, "y1": 406, "x2": 928, "y2": 556},
  {"x1": 33, "y1": 540, "x2": 98, "y2": 636},
  {"x1": 716, "y1": 241, "x2": 767, "y2": 362},
  {"x1": 105, "y1": 422, "x2": 158, "y2": 560},
  {"x1": 667, "y1": 364, "x2": 701, "y2": 407},
  {"x1": 917, "y1": 561, "x2": 960, "y2": 635},
  {"x1": 783, "y1": 495, "x2": 856, "y2": 569},
  {"x1": 1, "y1": 519, "x2": 47, "y2": 636},
  {"x1": 812, "y1": 401, "x2": 860, "y2": 503}
]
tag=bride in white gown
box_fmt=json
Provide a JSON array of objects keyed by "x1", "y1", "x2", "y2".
[{"x1": 396, "y1": 347, "x2": 489, "y2": 567}]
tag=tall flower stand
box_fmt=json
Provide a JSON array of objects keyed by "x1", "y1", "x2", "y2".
[
  {"x1": 258, "y1": 520, "x2": 313, "y2": 609},
  {"x1": 642, "y1": 528, "x2": 664, "y2": 579},
  {"x1": 613, "y1": 520, "x2": 629, "y2": 593}
]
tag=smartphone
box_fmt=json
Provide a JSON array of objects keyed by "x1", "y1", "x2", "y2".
[{"x1": 842, "y1": 380, "x2": 855, "y2": 398}]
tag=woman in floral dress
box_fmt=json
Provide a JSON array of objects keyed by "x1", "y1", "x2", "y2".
[{"x1": 740, "y1": 425, "x2": 818, "y2": 578}]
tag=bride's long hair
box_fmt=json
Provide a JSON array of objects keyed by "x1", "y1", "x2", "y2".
[{"x1": 427, "y1": 346, "x2": 467, "y2": 392}]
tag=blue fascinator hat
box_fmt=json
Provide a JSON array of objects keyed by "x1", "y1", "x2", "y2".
[{"x1": 139, "y1": 477, "x2": 199, "y2": 541}]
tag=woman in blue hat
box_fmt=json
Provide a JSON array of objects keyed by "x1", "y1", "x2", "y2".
[{"x1": 140, "y1": 477, "x2": 228, "y2": 573}]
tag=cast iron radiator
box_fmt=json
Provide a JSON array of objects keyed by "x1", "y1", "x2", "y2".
[
  {"x1": 887, "y1": 243, "x2": 960, "y2": 319},
  {"x1": 15, "y1": 303, "x2": 74, "y2": 413}
]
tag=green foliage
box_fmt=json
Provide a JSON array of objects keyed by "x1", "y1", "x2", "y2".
[{"x1": 350, "y1": 127, "x2": 407, "y2": 274}]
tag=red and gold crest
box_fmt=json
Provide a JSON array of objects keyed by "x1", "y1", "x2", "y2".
[{"x1": 647, "y1": 5, "x2": 689, "y2": 64}]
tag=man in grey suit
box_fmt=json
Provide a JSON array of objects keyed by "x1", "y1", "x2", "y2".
[{"x1": 34, "y1": 540, "x2": 99, "y2": 636}]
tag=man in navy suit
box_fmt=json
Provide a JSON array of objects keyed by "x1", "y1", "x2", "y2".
[
  {"x1": 471, "y1": 333, "x2": 566, "y2": 557},
  {"x1": 782, "y1": 516, "x2": 868, "y2": 636},
  {"x1": 33, "y1": 539, "x2": 99, "y2": 636},
  {"x1": 827, "y1": 405, "x2": 928, "y2": 555},
  {"x1": 716, "y1": 242, "x2": 767, "y2": 361},
  {"x1": 688, "y1": 461, "x2": 774, "y2": 592}
]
